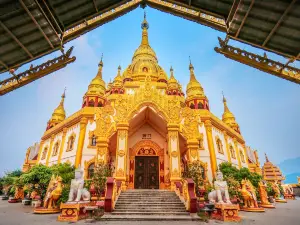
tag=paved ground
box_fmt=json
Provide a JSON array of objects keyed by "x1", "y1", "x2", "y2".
[{"x1": 0, "y1": 198, "x2": 299, "y2": 225}]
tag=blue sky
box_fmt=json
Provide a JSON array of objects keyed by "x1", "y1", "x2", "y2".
[{"x1": 0, "y1": 7, "x2": 300, "y2": 175}]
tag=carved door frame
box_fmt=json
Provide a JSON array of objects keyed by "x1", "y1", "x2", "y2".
[{"x1": 128, "y1": 140, "x2": 164, "y2": 189}]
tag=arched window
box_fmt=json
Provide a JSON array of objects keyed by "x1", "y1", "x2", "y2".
[
  {"x1": 240, "y1": 149, "x2": 245, "y2": 163},
  {"x1": 52, "y1": 142, "x2": 59, "y2": 156},
  {"x1": 143, "y1": 67, "x2": 148, "y2": 72},
  {"x1": 190, "y1": 103, "x2": 195, "y2": 109},
  {"x1": 98, "y1": 101, "x2": 103, "y2": 107},
  {"x1": 114, "y1": 90, "x2": 118, "y2": 94},
  {"x1": 88, "y1": 100, "x2": 95, "y2": 107},
  {"x1": 41, "y1": 147, "x2": 48, "y2": 160},
  {"x1": 88, "y1": 163, "x2": 95, "y2": 179},
  {"x1": 91, "y1": 135, "x2": 97, "y2": 146},
  {"x1": 67, "y1": 136, "x2": 75, "y2": 151},
  {"x1": 216, "y1": 138, "x2": 224, "y2": 154},
  {"x1": 230, "y1": 145, "x2": 236, "y2": 159},
  {"x1": 198, "y1": 102, "x2": 204, "y2": 109}
]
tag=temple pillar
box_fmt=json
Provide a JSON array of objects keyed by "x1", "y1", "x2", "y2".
[
  {"x1": 75, "y1": 117, "x2": 88, "y2": 168},
  {"x1": 57, "y1": 128, "x2": 68, "y2": 164},
  {"x1": 37, "y1": 140, "x2": 45, "y2": 163},
  {"x1": 167, "y1": 124, "x2": 181, "y2": 190},
  {"x1": 186, "y1": 139, "x2": 199, "y2": 162},
  {"x1": 115, "y1": 123, "x2": 129, "y2": 190},
  {"x1": 223, "y1": 131, "x2": 232, "y2": 163},
  {"x1": 96, "y1": 138, "x2": 109, "y2": 164},
  {"x1": 204, "y1": 120, "x2": 217, "y2": 179},
  {"x1": 233, "y1": 138, "x2": 242, "y2": 168},
  {"x1": 45, "y1": 135, "x2": 54, "y2": 166},
  {"x1": 243, "y1": 144, "x2": 249, "y2": 168}
]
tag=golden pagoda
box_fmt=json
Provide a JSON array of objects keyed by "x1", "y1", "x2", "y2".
[
  {"x1": 24, "y1": 13, "x2": 258, "y2": 190},
  {"x1": 262, "y1": 153, "x2": 285, "y2": 183},
  {"x1": 46, "y1": 89, "x2": 66, "y2": 130}
]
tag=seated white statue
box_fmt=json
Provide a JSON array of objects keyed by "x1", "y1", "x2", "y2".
[
  {"x1": 67, "y1": 167, "x2": 90, "y2": 202},
  {"x1": 208, "y1": 170, "x2": 232, "y2": 204}
]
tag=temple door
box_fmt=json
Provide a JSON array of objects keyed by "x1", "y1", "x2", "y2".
[{"x1": 134, "y1": 156, "x2": 159, "y2": 189}]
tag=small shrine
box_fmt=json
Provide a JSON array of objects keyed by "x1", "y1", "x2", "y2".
[{"x1": 262, "y1": 154, "x2": 285, "y2": 183}]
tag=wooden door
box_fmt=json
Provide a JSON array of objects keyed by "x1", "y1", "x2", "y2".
[{"x1": 134, "y1": 156, "x2": 159, "y2": 189}]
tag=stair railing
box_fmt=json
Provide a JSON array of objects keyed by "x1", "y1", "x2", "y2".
[
  {"x1": 104, "y1": 178, "x2": 122, "y2": 212},
  {"x1": 175, "y1": 178, "x2": 197, "y2": 213}
]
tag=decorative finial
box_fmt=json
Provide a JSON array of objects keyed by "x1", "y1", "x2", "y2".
[
  {"x1": 222, "y1": 91, "x2": 226, "y2": 103},
  {"x1": 62, "y1": 87, "x2": 66, "y2": 99},
  {"x1": 141, "y1": 10, "x2": 149, "y2": 30},
  {"x1": 98, "y1": 53, "x2": 104, "y2": 67},
  {"x1": 118, "y1": 65, "x2": 121, "y2": 71},
  {"x1": 265, "y1": 153, "x2": 269, "y2": 162},
  {"x1": 144, "y1": 10, "x2": 146, "y2": 19},
  {"x1": 170, "y1": 66, "x2": 173, "y2": 72},
  {"x1": 189, "y1": 56, "x2": 194, "y2": 70}
]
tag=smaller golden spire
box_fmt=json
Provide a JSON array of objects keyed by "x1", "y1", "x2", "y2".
[
  {"x1": 96, "y1": 53, "x2": 104, "y2": 78},
  {"x1": 189, "y1": 57, "x2": 197, "y2": 82},
  {"x1": 222, "y1": 92, "x2": 231, "y2": 114},
  {"x1": 48, "y1": 89, "x2": 67, "y2": 129},
  {"x1": 113, "y1": 65, "x2": 123, "y2": 87},
  {"x1": 222, "y1": 93, "x2": 240, "y2": 133}
]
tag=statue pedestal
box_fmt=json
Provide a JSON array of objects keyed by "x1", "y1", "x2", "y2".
[
  {"x1": 57, "y1": 202, "x2": 91, "y2": 222},
  {"x1": 275, "y1": 198, "x2": 287, "y2": 203},
  {"x1": 34, "y1": 207, "x2": 60, "y2": 214},
  {"x1": 240, "y1": 206, "x2": 265, "y2": 212},
  {"x1": 8, "y1": 198, "x2": 21, "y2": 203},
  {"x1": 284, "y1": 194, "x2": 295, "y2": 200},
  {"x1": 212, "y1": 203, "x2": 241, "y2": 222},
  {"x1": 260, "y1": 203, "x2": 275, "y2": 209}
]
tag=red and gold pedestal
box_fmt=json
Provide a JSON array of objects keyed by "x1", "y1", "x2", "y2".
[
  {"x1": 34, "y1": 207, "x2": 60, "y2": 214},
  {"x1": 275, "y1": 198, "x2": 287, "y2": 203},
  {"x1": 284, "y1": 195, "x2": 295, "y2": 200},
  {"x1": 57, "y1": 202, "x2": 91, "y2": 222},
  {"x1": 212, "y1": 204, "x2": 241, "y2": 222}
]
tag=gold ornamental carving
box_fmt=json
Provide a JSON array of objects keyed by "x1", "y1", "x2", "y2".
[
  {"x1": 98, "y1": 147, "x2": 106, "y2": 156},
  {"x1": 118, "y1": 130, "x2": 127, "y2": 139},
  {"x1": 171, "y1": 151, "x2": 178, "y2": 157},
  {"x1": 95, "y1": 105, "x2": 116, "y2": 139},
  {"x1": 181, "y1": 107, "x2": 201, "y2": 140},
  {"x1": 190, "y1": 149, "x2": 198, "y2": 159},
  {"x1": 172, "y1": 168, "x2": 180, "y2": 177},
  {"x1": 116, "y1": 168, "x2": 125, "y2": 177},
  {"x1": 117, "y1": 150, "x2": 125, "y2": 157}
]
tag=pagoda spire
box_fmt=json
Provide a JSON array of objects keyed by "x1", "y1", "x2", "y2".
[
  {"x1": 96, "y1": 53, "x2": 104, "y2": 78},
  {"x1": 47, "y1": 89, "x2": 66, "y2": 130},
  {"x1": 265, "y1": 153, "x2": 269, "y2": 162},
  {"x1": 222, "y1": 93, "x2": 240, "y2": 133},
  {"x1": 141, "y1": 11, "x2": 149, "y2": 46}
]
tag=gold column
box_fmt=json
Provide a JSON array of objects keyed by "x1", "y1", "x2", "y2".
[
  {"x1": 223, "y1": 131, "x2": 232, "y2": 163},
  {"x1": 186, "y1": 139, "x2": 199, "y2": 162},
  {"x1": 233, "y1": 138, "x2": 242, "y2": 169},
  {"x1": 96, "y1": 138, "x2": 109, "y2": 164},
  {"x1": 75, "y1": 117, "x2": 88, "y2": 168},
  {"x1": 115, "y1": 123, "x2": 129, "y2": 189},
  {"x1": 57, "y1": 128, "x2": 68, "y2": 164},
  {"x1": 243, "y1": 144, "x2": 249, "y2": 168},
  {"x1": 36, "y1": 140, "x2": 45, "y2": 163},
  {"x1": 45, "y1": 135, "x2": 55, "y2": 166},
  {"x1": 167, "y1": 124, "x2": 181, "y2": 189},
  {"x1": 204, "y1": 120, "x2": 217, "y2": 179}
]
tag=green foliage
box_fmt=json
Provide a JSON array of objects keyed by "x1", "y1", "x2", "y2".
[
  {"x1": 20, "y1": 164, "x2": 53, "y2": 199},
  {"x1": 218, "y1": 162, "x2": 262, "y2": 198},
  {"x1": 1, "y1": 169, "x2": 23, "y2": 186},
  {"x1": 266, "y1": 182, "x2": 275, "y2": 196},
  {"x1": 51, "y1": 163, "x2": 75, "y2": 185},
  {"x1": 184, "y1": 161, "x2": 205, "y2": 196},
  {"x1": 278, "y1": 184, "x2": 284, "y2": 196},
  {"x1": 92, "y1": 162, "x2": 111, "y2": 198}
]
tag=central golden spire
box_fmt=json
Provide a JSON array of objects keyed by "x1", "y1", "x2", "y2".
[{"x1": 141, "y1": 11, "x2": 149, "y2": 46}]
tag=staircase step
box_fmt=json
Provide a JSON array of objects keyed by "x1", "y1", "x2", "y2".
[
  {"x1": 101, "y1": 214, "x2": 200, "y2": 221},
  {"x1": 111, "y1": 212, "x2": 189, "y2": 215}
]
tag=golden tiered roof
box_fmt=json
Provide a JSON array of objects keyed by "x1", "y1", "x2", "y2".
[
  {"x1": 222, "y1": 94, "x2": 240, "y2": 133},
  {"x1": 112, "y1": 66, "x2": 123, "y2": 88},
  {"x1": 48, "y1": 90, "x2": 66, "y2": 127},
  {"x1": 84, "y1": 56, "x2": 106, "y2": 97},
  {"x1": 262, "y1": 154, "x2": 285, "y2": 182},
  {"x1": 124, "y1": 12, "x2": 167, "y2": 82}
]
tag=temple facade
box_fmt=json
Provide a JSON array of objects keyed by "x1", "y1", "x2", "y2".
[{"x1": 23, "y1": 15, "x2": 254, "y2": 189}]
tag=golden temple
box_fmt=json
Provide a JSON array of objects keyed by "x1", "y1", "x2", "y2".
[
  {"x1": 262, "y1": 154, "x2": 285, "y2": 183},
  {"x1": 23, "y1": 14, "x2": 259, "y2": 189}
]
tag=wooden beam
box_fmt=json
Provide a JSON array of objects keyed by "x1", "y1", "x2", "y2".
[
  {"x1": 188, "y1": 0, "x2": 192, "y2": 6},
  {"x1": 42, "y1": 0, "x2": 64, "y2": 34},
  {"x1": 92, "y1": 0, "x2": 98, "y2": 12},
  {"x1": 0, "y1": 21, "x2": 33, "y2": 58},
  {"x1": 0, "y1": 60, "x2": 8, "y2": 70},
  {"x1": 226, "y1": 0, "x2": 239, "y2": 25},
  {"x1": 34, "y1": 0, "x2": 61, "y2": 40},
  {"x1": 19, "y1": 0, "x2": 54, "y2": 49},
  {"x1": 262, "y1": 0, "x2": 296, "y2": 47},
  {"x1": 215, "y1": 38, "x2": 300, "y2": 84},
  {"x1": 235, "y1": 0, "x2": 255, "y2": 38}
]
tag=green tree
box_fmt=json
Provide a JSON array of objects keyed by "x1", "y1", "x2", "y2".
[
  {"x1": 92, "y1": 162, "x2": 111, "y2": 199},
  {"x1": 20, "y1": 164, "x2": 53, "y2": 199},
  {"x1": 184, "y1": 161, "x2": 205, "y2": 196}
]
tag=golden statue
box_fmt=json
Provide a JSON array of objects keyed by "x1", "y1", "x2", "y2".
[
  {"x1": 34, "y1": 175, "x2": 63, "y2": 214},
  {"x1": 258, "y1": 181, "x2": 275, "y2": 208},
  {"x1": 239, "y1": 179, "x2": 264, "y2": 212},
  {"x1": 271, "y1": 181, "x2": 286, "y2": 203}
]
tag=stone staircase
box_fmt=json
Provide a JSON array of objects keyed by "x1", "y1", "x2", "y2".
[{"x1": 102, "y1": 189, "x2": 199, "y2": 221}]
